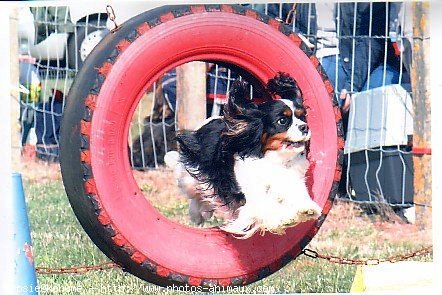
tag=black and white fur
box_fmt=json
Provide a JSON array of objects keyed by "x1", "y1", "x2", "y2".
[{"x1": 165, "y1": 73, "x2": 321, "y2": 238}]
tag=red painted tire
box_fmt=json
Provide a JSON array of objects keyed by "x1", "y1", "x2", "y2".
[{"x1": 60, "y1": 5, "x2": 344, "y2": 288}]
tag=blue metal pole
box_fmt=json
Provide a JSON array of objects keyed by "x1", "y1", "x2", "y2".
[{"x1": 12, "y1": 173, "x2": 39, "y2": 294}]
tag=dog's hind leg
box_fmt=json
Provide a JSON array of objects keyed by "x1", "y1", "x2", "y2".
[
  {"x1": 165, "y1": 151, "x2": 214, "y2": 225},
  {"x1": 189, "y1": 198, "x2": 214, "y2": 225}
]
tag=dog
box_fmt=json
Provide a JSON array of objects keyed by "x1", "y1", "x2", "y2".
[{"x1": 165, "y1": 72, "x2": 321, "y2": 238}]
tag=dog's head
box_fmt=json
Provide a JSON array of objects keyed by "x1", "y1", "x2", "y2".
[{"x1": 222, "y1": 72, "x2": 310, "y2": 160}]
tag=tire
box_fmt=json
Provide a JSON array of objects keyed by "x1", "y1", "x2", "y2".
[
  {"x1": 60, "y1": 5, "x2": 344, "y2": 288},
  {"x1": 67, "y1": 20, "x2": 109, "y2": 70}
]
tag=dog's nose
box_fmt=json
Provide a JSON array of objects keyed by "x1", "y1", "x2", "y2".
[{"x1": 298, "y1": 124, "x2": 309, "y2": 135}]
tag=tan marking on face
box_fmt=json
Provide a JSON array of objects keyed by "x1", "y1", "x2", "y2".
[
  {"x1": 294, "y1": 108, "x2": 305, "y2": 118},
  {"x1": 283, "y1": 108, "x2": 293, "y2": 117},
  {"x1": 262, "y1": 132, "x2": 288, "y2": 152},
  {"x1": 261, "y1": 133, "x2": 269, "y2": 145}
]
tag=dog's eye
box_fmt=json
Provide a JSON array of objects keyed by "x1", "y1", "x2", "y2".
[{"x1": 277, "y1": 117, "x2": 288, "y2": 125}]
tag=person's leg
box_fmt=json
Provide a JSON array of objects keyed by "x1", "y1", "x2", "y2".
[
  {"x1": 20, "y1": 106, "x2": 34, "y2": 146},
  {"x1": 21, "y1": 122, "x2": 32, "y2": 146},
  {"x1": 320, "y1": 55, "x2": 347, "y2": 107},
  {"x1": 162, "y1": 70, "x2": 177, "y2": 113},
  {"x1": 363, "y1": 64, "x2": 399, "y2": 90},
  {"x1": 320, "y1": 55, "x2": 337, "y2": 90}
]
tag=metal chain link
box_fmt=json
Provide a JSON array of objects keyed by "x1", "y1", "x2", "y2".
[
  {"x1": 285, "y1": 4, "x2": 297, "y2": 24},
  {"x1": 302, "y1": 246, "x2": 433, "y2": 266},
  {"x1": 36, "y1": 262, "x2": 120, "y2": 275},
  {"x1": 35, "y1": 246, "x2": 432, "y2": 275},
  {"x1": 106, "y1": 5, "x2": 120, "y2": 33}
]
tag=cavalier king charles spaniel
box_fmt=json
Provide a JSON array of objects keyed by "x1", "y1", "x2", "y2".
[{"x1": 165, "y1": 72, "x2": 321, "y2": 238}]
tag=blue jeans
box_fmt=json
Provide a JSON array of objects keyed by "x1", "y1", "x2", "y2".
[
  {"x1": 320, "y1": 55, "x2": 347, "y2": 98},
  {"x1": 363, "y1": 65, "x2": 411, "y2": 92},
  {"x1": 320, "y1": 55, "x2": 408, "y2": 106}
]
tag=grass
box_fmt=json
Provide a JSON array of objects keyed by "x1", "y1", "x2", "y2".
[{"x1": 21, "y1": 161, "x2": 432, "y2": 294}]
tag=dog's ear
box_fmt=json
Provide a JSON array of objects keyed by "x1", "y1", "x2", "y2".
[
  {"x1": 222, "y1": 79, "x2": 264, "y2": 158},
  {"x1": 267, "y1": 72, "x2": 302, "y2": 102},
  {"x1": 226, "y1": 79, "x2": 257, "y2": 115},
  {"x1": 176, "y1": 131, "x2": 200, "y2": 171},
  {"x1": 267, "y1": 72, "x2": 305, "y2": 118}
]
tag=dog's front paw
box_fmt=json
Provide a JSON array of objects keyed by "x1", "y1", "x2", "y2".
[{"x1": 290, "y1": 203, "x2": 322, "y2": 224}]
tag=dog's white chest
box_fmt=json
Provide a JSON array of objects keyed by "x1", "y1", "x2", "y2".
[
  {"x1": 234, "y1": 152, "x2": 308, "y2": 195},
  {"x1": 225, "y1": 152, "x2": 320, "y2": 237}
]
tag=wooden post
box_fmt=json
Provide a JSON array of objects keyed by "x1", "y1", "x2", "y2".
[
  {"x1": 411, "y1": 2, "x2": 431, "y2": 229},
  {"x1": 176, "y1": 62, "x2": 207, "y2": 131},
  {"x1": 10, "y1": 7, "x2": 20, "y2": 160}
]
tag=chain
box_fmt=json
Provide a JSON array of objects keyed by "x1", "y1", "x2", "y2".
[
  {"x1": 35, "y1": 245, "x2": 432, "y2": 275},
  {"x1": 106, "y1": 5, "x2": 120, "y2": 33},
  {"x1": 36, "y1": 262, "x2": 120, "y2": 275},
  {"x1": 285, "y1": 4, "x2": 297, "y2": 25},
  {"x1": 302, "y1": 246, "x2": 433, "y2": 266}
]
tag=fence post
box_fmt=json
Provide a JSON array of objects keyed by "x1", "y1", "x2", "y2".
[
  {"x1": 176, "y1": 62, "x2": 207, "y2": 130},
  {"x1": 0, "y1": 5, "x2": 15, "y2": 294},
  {"x1": 10, "y1": 7, "x2": 20, "y2": 155},
  {"x1": 411, "y1": 2, "x2": 431, "y2": 229}
]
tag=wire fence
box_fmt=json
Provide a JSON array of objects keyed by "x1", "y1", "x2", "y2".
[{"x1": 15, "y1": 2, "x2": 424, "y2": 213}]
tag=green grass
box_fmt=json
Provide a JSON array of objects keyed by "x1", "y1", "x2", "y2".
[{"x1": 25, "y1": 177, "x2": 431, "y2": 294}]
